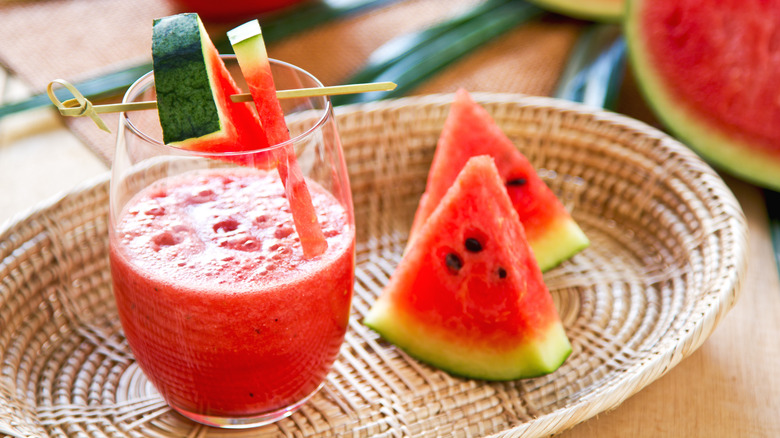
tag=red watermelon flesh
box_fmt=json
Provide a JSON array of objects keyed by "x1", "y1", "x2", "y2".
[
  {"x1": 365, "y1": 155, "x2": 572, "y2": 380},
  {"x1": 641, "y1": 1, "x2": 779, "y2": 155},
  {"x1": 410, "y1": 89, "x2": 589, "y2": 271},
  {"x1": 626, "y1": 0, "x2": 780, "y2": 189},
  {"x1": 229, "y1": 20, "x2": 327, "y2": 258},
  {"x1": 199, "y1": 45, "x2": 270, "y2": 154}
]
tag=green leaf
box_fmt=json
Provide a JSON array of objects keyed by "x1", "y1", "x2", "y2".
[
  {"x1": 333, "y1": 0, "x2": 544, "y2": 106},
  {"x1": 343, "y1": 0, "x2": 515, "y2": 86},
  {"x1": 553, "y1": 23, "x2": 626, "y2": 111},
  {"x1": 264, "y1": 0, "x2": 401, "y2": 44}
]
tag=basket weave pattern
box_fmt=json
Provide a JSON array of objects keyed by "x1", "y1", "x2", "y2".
[{"x1": 0, "y1": 94, "x2": 747, "y2": 437}]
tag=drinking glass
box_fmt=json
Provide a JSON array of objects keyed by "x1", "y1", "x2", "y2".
[{"x1": 108, "y1": 57, "x2": 355, "y2": 428}]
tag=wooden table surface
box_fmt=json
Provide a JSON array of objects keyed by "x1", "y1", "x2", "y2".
[{"x1": 1, "y1": 0, "x2": 779, "y2": 434}]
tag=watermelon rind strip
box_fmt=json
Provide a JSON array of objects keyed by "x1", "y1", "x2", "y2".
[
  {"x1": 624, "y1": 0, "x2": 780, "y2": 192},
  {"x1": 228, "y1": 19, "x2": 328, "y2": 259}
]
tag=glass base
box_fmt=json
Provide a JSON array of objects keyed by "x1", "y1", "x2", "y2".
[{"x1": 170, "y1": 384, "x2": 322, "y2": 429}]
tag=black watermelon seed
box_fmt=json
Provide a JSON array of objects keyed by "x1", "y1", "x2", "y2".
[
  {"x1": 464, "y1": 238, "x2": 483, "y2": 252},
  {"x1": 445, "y1": 253, "x2": 463, "y2": 273},
  {"x1": 506, "y1": 177, "x2": 527, "y2": 186},
  {"x1": 498, "y1": 267, "x2": 507, "y2": 279}
]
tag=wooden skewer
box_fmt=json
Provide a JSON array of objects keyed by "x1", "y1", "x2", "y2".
[{"x1": 46, "y1": 79, "x2": 397, "y2": 132}]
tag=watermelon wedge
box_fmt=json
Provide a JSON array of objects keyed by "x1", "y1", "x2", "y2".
[
  {"x1": 625, "y1": 0, "x2": 780, "y2": 190},
  {"x1": 410, "y1": 89, "x2": 589, "y2": 271},
  {"x1": 228, "y1": 20, "x2": 327, "y2": 258},
  {"x1": 365, "y1": 155, "x2": 572, "y2": 380},
  {"x1": 151, "y1": 13, "x2": 267, "y2": 153}
]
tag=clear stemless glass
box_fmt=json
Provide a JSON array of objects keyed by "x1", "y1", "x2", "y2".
[{"x1": 108, "y1": 57, "x2": 355, "y2": 429}]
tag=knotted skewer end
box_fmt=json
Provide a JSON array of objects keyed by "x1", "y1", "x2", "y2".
[{"x1": 47, "y1": 79, "x2": 111, "y2": 133}]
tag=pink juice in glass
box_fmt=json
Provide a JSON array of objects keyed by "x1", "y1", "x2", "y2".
[{"x1": 109, "y1": 167, "x2": 355, "y2": 420}]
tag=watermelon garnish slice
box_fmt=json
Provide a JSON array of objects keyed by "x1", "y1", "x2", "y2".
[
  {"x1": 152, "y1": 13, "x2": 268, "y2": 154},
  {"x1": 365, "y1": 155, "x2": 572, "y2": 380},
  {"x1": 409, "y1": 89, "x2": 589, "y2": 271},
  {"x1": 228, "y1": 19, "x2": 327, "y2": 258}
]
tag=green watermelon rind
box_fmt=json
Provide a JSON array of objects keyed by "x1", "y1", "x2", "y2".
[
  {"x1": 526, "y1": 0, "x2": 624, "y2": 23},
  {"x1": 624, "y1": 0, "x2": 780, "y2": 191},
  {"x1": 532, "y1": 214, "x2": 590, "y2": 272},
  {"x1": 152, "y1": 13, "x2": 227, "y2": 146},
  {"x1": 364, "y1": 295, "x2": 572, "y2": 381}
]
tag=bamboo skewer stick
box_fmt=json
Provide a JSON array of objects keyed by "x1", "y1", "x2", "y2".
[{"x1": 46, "y1": 79, "x2": 397, "y2": 132}]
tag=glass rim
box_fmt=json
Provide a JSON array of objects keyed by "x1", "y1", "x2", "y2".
[{"x1": 120, "y1": 56, "x2": 333, "y2": 156}]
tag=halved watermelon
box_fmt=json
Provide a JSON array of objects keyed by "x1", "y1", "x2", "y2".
[
  {"x1": 526, "y1": 0, "x2": 624, "y2": 22},
  {"x1": 228, "y1": 19, "x2": 327, "y2": 258},
  {"x1": 151, "y1": 13, "x2": 267, "y2": 153},
  {"x1": 625, "y1": 0, "x2": 780, "y2": 190},
  {"x1": 410, "y1": 89, "x2": 589, "y2": 271},
  {"x1": 365, "y1": 155, "x2": 572, "y2": 380}
]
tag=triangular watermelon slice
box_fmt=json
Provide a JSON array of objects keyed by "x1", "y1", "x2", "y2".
[
  {"x1": 409, "y1": 89, "x2": 589, "y2": 271},
  {"x1": 365, "y1": 155, "x2": 572, "y2": 380}
]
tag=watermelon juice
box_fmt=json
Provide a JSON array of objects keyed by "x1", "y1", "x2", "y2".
[{"x1": 109, "y1": 167, "x2": 355, "y2": 422}]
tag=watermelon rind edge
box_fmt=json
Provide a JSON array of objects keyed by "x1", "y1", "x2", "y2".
[
  {"x1": 152, "y1": 13, "x2": 228, "y2": 147},
  {"x1": 624, "y1": 0, "x2": 780, "y2": 191},
  {"x1": 526, "y1": 0, "x2": 624, "y2": 23},
  {"x1": 533, "y1": 214, "x2": 590, "y2": 272},
  {"x1": 364, "y1": 298, "x2": 573, "y2": 381}
]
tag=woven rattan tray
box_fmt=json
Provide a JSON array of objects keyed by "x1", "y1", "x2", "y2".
[{"x1": 0, "y1": 93, "x2": 747, "y2": 437}]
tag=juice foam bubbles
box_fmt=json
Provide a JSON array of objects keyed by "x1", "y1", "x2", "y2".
[{"x1": 109, "y1": 168, "x2": 355, "y2": 417}]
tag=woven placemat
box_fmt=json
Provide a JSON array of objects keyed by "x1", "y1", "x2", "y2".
[
  {"x1": 0, "y1": 93, "x2": 747, "y2": 437},
  {"x1": 0, "y1": 0, "x2": 582, "y2": 164}
]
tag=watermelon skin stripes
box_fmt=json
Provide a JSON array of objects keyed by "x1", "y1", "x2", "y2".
[
  {"x1": 152, "y1": 13, "x2": 266, "y2": 152},
  {"x1": 410, "y1": 89, "x2": 589, "y2": 271},
  {"x1": 365, "y1": 156, "x2": 572, "y2": 380}
]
